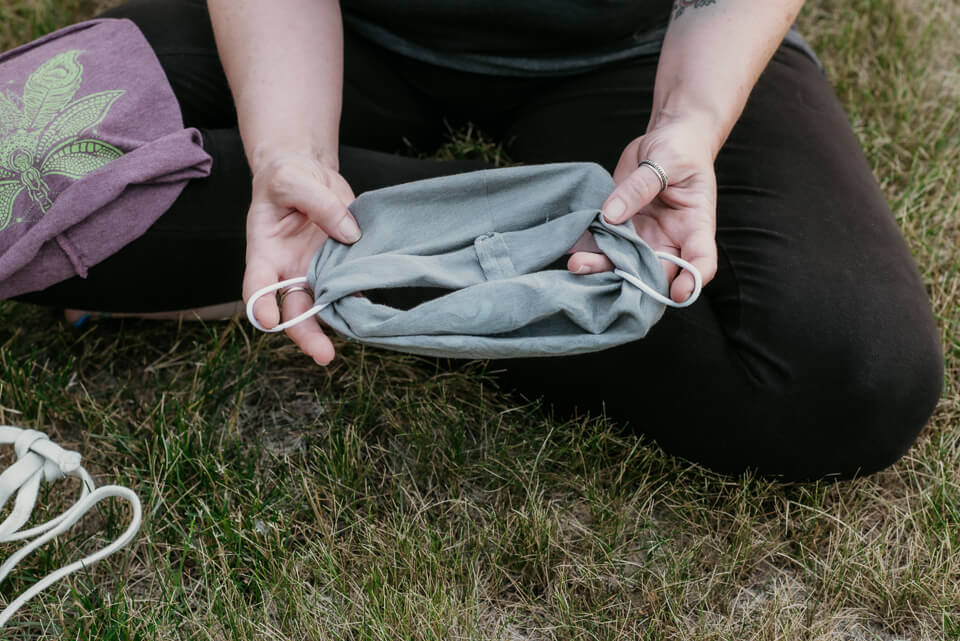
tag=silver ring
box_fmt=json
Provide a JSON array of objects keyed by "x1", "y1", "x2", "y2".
[
  {"x1": 278, "y1": 285, "x2": 312, "y2": 307},
  {"x1": 638, "y1": 159, "x2": 669, "y2": 193}
]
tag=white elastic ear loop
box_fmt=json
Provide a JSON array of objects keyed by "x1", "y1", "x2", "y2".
[
  {"x1": 0, "y1": 426, "x2": 142, "y2": 628},
  {"x1": 245, "y1": 276, "x2": 330, "y2": 333},
  {"x1": 614, "y1": 251, "x2": 702, "y2": 308}
]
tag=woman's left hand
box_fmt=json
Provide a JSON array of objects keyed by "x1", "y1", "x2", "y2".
[{"x1": 567, "y1": 116, "x2": 719, "y2": 304}]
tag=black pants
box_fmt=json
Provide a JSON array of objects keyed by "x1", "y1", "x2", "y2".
[{"x1": 18, "y1": 0, "x2": 943, "y2": 480}]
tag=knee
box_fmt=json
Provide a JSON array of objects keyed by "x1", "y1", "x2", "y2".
[
  {"x1": 841, "y1": 318, "x2": 943, "y2": 476},
  {"x1": 752, "y1": 307, "x2": 944, "y2": 481}
]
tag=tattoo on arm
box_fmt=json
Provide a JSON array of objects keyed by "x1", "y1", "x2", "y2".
[{"x1": 672, "y1": 0, "x2": 717, "y2": 20}]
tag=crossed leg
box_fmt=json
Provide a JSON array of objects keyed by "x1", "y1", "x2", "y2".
[{"x1": 492, "y1": 45, "x2": 942, "y2": 479}]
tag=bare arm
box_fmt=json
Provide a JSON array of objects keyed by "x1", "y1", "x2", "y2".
[
  {"x1": 652, "y1": 0, "x2": 805, "y2": 155},
  {"x1": 208, "y1": 0, "x2": 360, "y2": 365},
  {"x1": 578, "y1": 0, "x2": 806, "y2": 302},
  {"x1": 208, "y1": 0, "x2": 344, "y2": 171}
]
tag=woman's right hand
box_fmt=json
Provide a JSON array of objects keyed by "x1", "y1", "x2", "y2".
[{"x1": 243, "y1": 150, "x2": 359, "y2": 365}]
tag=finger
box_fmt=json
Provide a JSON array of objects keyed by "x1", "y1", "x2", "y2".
[
  {"x1": 268, "y1": 165, "x2": 362, "y2": 244},
  {"x1": 289, "y1": 184, "x2": 361, "y2": 245},
  {"x1": 602, "y1": 163, "x2": 668, "y2": 225},
  {"x1": 670, "y1": 234, "x2": 717, "y2": 304},
  {"x1": 242, "y1": 257, "x2": 281, "y2": 330},
  {"x1": 328, "y1": 171, "x2": 358, "y2": 209},
  {"x1": 566, "y1": 232, "x2": 615, "y2": 273},
  {"x1": 631, "y1": 215, "x2": 681, "y2": 282},
  {"x1": 567, "y1": 230, "x2": 601, "y2": 255},
  {"x1": 282, "y1": 288, "x2": 336, "y2": 365},
  {"x1": 567, "y1": 251, "x2": 615, "y2": 274}
]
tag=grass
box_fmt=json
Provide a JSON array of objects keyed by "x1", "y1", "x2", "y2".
[{"x1": 0, "y1": 0, "x2": 958, "y2": 639}]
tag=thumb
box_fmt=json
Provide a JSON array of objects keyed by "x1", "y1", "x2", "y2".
[{"x1": 602, "y1": 160, "x2": 669, "y2": 225}]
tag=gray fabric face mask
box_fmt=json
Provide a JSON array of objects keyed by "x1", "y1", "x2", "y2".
[{"x1": 247, "y1": 162, "x2": 701, "y2": 359}]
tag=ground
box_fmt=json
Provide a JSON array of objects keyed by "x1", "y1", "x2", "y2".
[{"x1": 0, "y1": 0, "x2": 957, "y2": 639}]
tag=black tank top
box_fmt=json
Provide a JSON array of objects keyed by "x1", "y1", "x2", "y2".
[{"x1": 340, "y1": 0, "x2": 672, "y2": 57}]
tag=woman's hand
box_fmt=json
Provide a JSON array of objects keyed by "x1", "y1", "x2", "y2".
[
  {"x1": 568, "y1": 0, "x2": 805, "y2": 302},
  {"x1": 209, "y1": 0, "x2": 350, "y2": 363},
  {"x1": 567, "y1": 116, "x2": 718, "y2": 304},
  {"x1": 243, "y1": 151, "x2": 359, "y2": 365}
]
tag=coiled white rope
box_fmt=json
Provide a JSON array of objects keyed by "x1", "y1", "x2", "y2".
[{"x1": 0, "y1": 425, "x2": 142, "y2": 627}]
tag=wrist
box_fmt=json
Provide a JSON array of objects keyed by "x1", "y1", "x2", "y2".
[
  {"x1": 647, "y1": 102, "x2": 728, "y2": 159},
  {"x1": 249, "y1": 140, "x2": 339, "y2": 176}
]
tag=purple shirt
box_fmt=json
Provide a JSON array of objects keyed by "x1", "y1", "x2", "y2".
[{"x1": 0, "y1": 18, "x2": 212, "y2": 299}]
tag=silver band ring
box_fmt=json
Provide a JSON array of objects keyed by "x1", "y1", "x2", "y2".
[
  {"x1": 638, "y1": 159, "x2": 669, "y2": 193},
  {"x1": 278, "y1": 285, "x2": 312, "y2": 307}
]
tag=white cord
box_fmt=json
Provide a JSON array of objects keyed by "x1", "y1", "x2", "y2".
[
  {"x1": 615, "y1": 251, "x2": 702, "y2": 308},
  {"x1": 0, "y1": 426, "x2": 142, "y2": 628},
  {"x1": 245, "y1": 277, "x2": 330, "y2": 333}
]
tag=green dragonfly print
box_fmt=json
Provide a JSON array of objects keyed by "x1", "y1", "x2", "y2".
[{"x1": 0, "y1": 49, "x2": 125, "y2": 231}]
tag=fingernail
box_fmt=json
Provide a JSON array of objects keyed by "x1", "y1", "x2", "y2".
[
  {"x1": 576, "y1": 265, "x2": 590, "y2": 274},
  {"x1": 602, "y1": 198, "x2": 626, "y2": 222},
  {"x1": 338, "y1": 216, "x2": 362, "y2": 243}
]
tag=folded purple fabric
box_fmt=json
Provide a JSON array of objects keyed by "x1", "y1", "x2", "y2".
[{"x1": 0, "y1": 19, "x2": 212, "y2": 299}]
